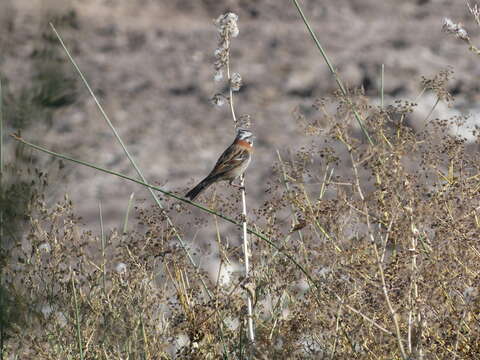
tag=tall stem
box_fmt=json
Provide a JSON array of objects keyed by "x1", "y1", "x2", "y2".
[
  {"x1": 225, "y1": 33, "x2": 255, "y2": 342},
  {"x1": 0, "y1": 74, "x2": 4, "y2": 360}
]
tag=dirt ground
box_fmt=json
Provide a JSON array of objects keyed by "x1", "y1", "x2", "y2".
[{"x1": 1, "y1": 0, "x2": 479, "y2": 236}]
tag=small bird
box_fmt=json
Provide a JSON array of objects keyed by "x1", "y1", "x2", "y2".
[{"x1": 185, "y1": 128, "x2": 254, "y2": 201}]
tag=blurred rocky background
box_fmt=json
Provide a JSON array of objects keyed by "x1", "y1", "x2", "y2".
[{"x1": 1, "y1": 0, "x2": 478, "y2": 235}]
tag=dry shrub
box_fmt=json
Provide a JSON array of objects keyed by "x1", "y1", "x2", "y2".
[
  {"x1": 2, "y1": 71, "x2": 480, "y2": 359},
  {"x1": 3, "y1": 3, "x2": 480, "y2": 358}
]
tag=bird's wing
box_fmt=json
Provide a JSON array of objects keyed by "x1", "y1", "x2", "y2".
[{"x1": 208, "y1": 143, "x2": 250, "y2": 178}]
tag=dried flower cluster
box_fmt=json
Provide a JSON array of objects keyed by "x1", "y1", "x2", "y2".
[
  {"x1": 212, "y1": 12, "x2": 243, "y2": 106},
  {"x1": 229, "y1": 72, "x2": 242, "y2": 92},
  {"x1": 210, "y1": 92, "x2": 226, "y2": 107},
  {"x1": 443, "y1": 4, "x2": 480, "y2": 57},
  {"x1": 213, "y1": 12, "x2": 239, "y2": 82},
  {"x1": 442, "y1": 17, "x2": 470, "y2": 42},
  {"x1": 467, "y1": 1, "x2": 480, "y2": 26}
]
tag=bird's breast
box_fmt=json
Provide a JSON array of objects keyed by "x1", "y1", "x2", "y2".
[{"x1": 236, "y1": 139, "x2": 253, "y2": 150}]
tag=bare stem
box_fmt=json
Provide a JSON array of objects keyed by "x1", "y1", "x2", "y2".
[
  {"x1": 368, "y1": 211, "x2": 407, "y2": 359},
  {"x1": 408, "y1": 220, "x2": 423, "y2": 358},
  {"x1": 71, "y1": 271, "x2": 85, "y2": 360},
  {"x1": 0, "y1": 76, "x2": 4, "y2": 360},
  {"x1": 224, "y1": 29, "x2": 255, "y2": 343},
  {"x1": 98, "y1": 202, "x2": 107, "y2": 297}
]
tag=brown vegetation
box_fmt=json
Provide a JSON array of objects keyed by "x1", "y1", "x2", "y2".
[{"x1": 1, "y1": 1, "x2": 480, "y2": 359}]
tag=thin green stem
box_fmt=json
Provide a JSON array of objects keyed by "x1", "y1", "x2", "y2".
[
  {"x1": 290, "y1": 0, "x2": 374, "y2": 145},
  {"x1": 49, "y1": 23, "x2": 213, "y2": 299}
]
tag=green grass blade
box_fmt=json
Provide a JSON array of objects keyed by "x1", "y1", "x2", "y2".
[
  {"x1": 48, "y1": 23, "x2": 213, "y2": 299},
  {"x1": 290, "y1": 0, "x2": 374, "y2": 145}
]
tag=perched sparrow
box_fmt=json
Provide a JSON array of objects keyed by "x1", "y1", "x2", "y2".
[{"x1": 185, "y1": 128, "x2": 254, "y2": 201}]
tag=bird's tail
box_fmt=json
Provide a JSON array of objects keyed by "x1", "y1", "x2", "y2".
[{"x1": 185, "y1": 175, "x2": 218, "y2": 201}]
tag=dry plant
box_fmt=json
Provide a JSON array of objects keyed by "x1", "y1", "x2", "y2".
[
  {"x1": 212, "y1": 11, "x2": 255, "y2": 344},
  {"x1": 1, "y1": 2, "x2": 480, "y2": 359}
]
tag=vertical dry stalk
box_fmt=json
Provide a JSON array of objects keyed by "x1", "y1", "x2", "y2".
[
  {"x1": 408, "y1": 220, "x2": 422, "y2": 357},
  {"x1": 0, "y1": 76, "x2": 4, "y2": 359},
  {"x1": 0, "y1": 77, "x2": 3, "y2": 178},
  {"x1": 276, "y1": 150, "x2": 304, "y2": 241},
  {"x1": 330, "y1": 304, "x2": 343, "y2": 359},
  {"x1": 350, "y1": 148, "x2": 407, "y2": 358},
  {"x1": 71, "y1": 270, "x2": 85, "y2": 360},
  {"x1": 367, "y1": 211, "x2": 407, "y2": 359},
  {"x1": 98, "y1": 202, "x2": 107, "y2": 298},
  {"x1": 214, "y1": 12, "x2": 255, "y2": 342}
]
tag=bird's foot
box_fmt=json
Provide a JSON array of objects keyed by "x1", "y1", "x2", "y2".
[{"x1": 229, "y1": 181, "x2": 245, "y2": 191}]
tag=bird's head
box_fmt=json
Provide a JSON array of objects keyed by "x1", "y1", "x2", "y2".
[{"x1": 236, "y1": 128, "x2": 254, "y2": 145}]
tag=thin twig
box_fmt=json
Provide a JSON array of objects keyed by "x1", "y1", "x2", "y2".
[
  {"x1": 408, "y1": 220, "x2": 422, "y2": 358},
  {"x1": 98, "y1": 202, "x2": 107, "y2": 298},
  {"x1": 0, "y1": 76, "x2": 4, "y2": 360},
  {"x1": 424, "y1": 97, "x2": 440, "y2": 123},
  {"x1": 368, "y1": 211, "x2": 407, "y2": 359},
  {"x1": 330, "y1": 304, "x2": 343, "y2": 359},
  {"x1": 276, "y1": 150, "x2": 304, "y2": 240},
  {"x1": 0, "y1": 76, "x2": 3, "y2": 176},
  {"x1": 71, "y1": 271, "x2": 85, "y2": 360},
  {"x1": 224, "y1": 23, "x2": 255, "y2": 343}
]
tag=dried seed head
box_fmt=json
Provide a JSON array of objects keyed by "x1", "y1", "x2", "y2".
[
  {"x1": 468, "y1": 2, "x2": 480, "y2": 25},
  {"x1": 463, "y1": 286, "x2": 478, "y2": 303},
  {"x1": 237, "y1": 114, "x2": 252, "y2": 128},
  {"x1": 214, "y1": 69, "x2": 223, "y2": 82},
  {"x1": 211, "y1": 93, "x2": 226, "y2": 107},
  {"x1": 442, "y1": 17, "x2": 470, "y2": 42},
  {"x1": 230, "y1": 72, "x2": 242, "y2": 91},
  {"x1": 215, "y1": 12, "x2": 239, "y2": 38},
  {"x1": 213, "y1": 13, "x2": 239, "y2": 79},
  {"x1": 41, "y1": 304, "x2": 54, "y2": 318},
  {"x1": 214, "y1": 47, "x2": 228, "y2": 72},
  {"x1": 115, "y1": 262, "x2": 127, "y2": 274},
  {"x1": 39, "y1": 242, "x2": 51, "y2": 252}
]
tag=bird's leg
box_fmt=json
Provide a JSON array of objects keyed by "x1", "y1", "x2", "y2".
[{"x1": 229, "y1": 179, "x2": 245, "y2": 191}]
